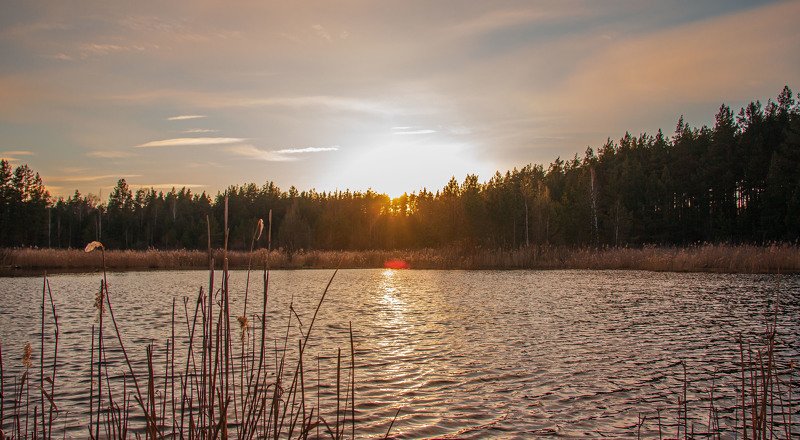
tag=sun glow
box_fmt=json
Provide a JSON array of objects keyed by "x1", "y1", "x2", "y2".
[{"x1": 326, "y1": 138, "x2": 493, "y2": 199}]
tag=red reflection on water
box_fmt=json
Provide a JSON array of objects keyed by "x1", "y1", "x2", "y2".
[{"x1": 384, "y1": 259, "x2": 409, "y2": 269}]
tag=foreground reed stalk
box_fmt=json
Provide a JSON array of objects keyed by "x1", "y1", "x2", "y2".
[{"x1": 0, "y1": 205, "x2": 384, "y2": 439}]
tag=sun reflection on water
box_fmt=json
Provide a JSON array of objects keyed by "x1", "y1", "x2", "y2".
[{"x1": 379, "y1": 269, "x2": 405, "y2": 320}]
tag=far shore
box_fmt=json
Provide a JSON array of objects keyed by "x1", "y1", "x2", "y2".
[{"x1": 2, "y1": 244, "x2": 799, "y2": 276}]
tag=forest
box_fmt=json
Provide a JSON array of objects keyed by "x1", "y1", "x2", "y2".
[{"x1": 1, "y1": 86, "x2": 799, "y2": 252}]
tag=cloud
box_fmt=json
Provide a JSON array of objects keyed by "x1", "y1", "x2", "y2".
[
  {"x1": 0, "y1": 150, "x2": 34, "y2": 156},
  {"x1": 542, "y1": 1, "x2": 800, "y2": 126},
  {"x1": 86, "y1": 150, "x2": 135, "y2": 159},
  {"x1": 312, "y1": 24, "x2": 332, "y2": 42},
  {"x1": 1, "y1": 21, "x2": 72, "y2": 38},
  {"x1": 126, "y1": 183, "x2": 207, "y2": 189},
  {"x1": 48, "y1": 174, "x2": 141, "y2": 182},
  {"x1": 119, "y1": 15, "x2": 186, "y2": 33},
  {"x1": 0, "y1": 150, "x2": 34, "y2": 163},
  {"x1": 136, "y1": 137, "x2": 245, "y2": 148},
  {"x1": 394, "y1": 129, "x2": 436, "y2": 135},
  {"x1": 78, "y1": 43, "x2": 146, "y2": 59},
  {"x1": 47, "y1": 43, "x2": 150, "y2": 61},
  {"x1": 108, "y1": 90, "x2": 410, "y2": 116},
  {"x1": 392, "y1": 127, "x2": 437, "y2": 135},
  {"x1": 50, "y1": 53, "x2": 73, "y2": 61},
  {"x1": 227, "y1": 144, "x2": 338, "y2": 161},
  {"x1": 227, "y1": 145, "x2": 298, "y2": 162},
  {"x1": 183, "y1": 128, "x2": 218, "y2": 133},
  {"x1": 274, "y1": 146, "x2": 339, "y2": 154},
  {"x1": 240, "y1": 95, "x2": 395, "y2": 115},
  {"x1": 118, "y1": 15, "x2": 242, "y2": 43},
  {"x1": 168, "y1": 114, "x2": 207, "y2": 121},
  {"x1": 448, "y1": 8, "x2": 579, "y2": 38}
]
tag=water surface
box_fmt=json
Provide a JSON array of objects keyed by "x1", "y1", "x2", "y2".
[{"x1": 1, "y1": 269, "x2": 798, "y2": 438}]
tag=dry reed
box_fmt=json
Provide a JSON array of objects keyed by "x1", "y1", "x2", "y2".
[{"x1": 2, "y1": 243, "x2": 799, "y2": 274}]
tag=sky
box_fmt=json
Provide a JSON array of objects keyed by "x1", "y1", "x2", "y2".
[{"x1": 1, "y1": 1, "x2": 798, "y2": 199}]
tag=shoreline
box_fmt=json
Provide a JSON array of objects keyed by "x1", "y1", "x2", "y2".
[{"x1": 2, "y1": 244, "x2": 799, "y2": 276}]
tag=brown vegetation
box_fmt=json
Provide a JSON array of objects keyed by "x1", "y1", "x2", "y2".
[{"x1": 2, "y1": 243, "x2": 799, "y2": 274}]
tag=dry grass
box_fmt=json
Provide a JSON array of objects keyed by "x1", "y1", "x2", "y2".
[{"x1": 2, "y1": 244, "x2": 799, "y2": 274}]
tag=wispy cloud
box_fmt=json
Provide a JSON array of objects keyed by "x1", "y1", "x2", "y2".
[
  {"x1": 227, "y1": 144, "x2": 339, "y2": 162},
  {"x1": 448, "y1": 7, "x2": 587, "y2": 39},
  {"x1": 86, "y1": 150, "x2": 135, "y2": 159},
  {"x1": 241, "y1": 96, "x2": 394, "y2": 115},
  {"x1": 274, "y1": 146, "x2": 339, "y2": 154},
  {"x1": 392, "y1": 127, "x2": 437, "y2": 135},
  {"x1": 227, "y1": 145, "x2": 298, "y2": 162},
  {"x1": 183, "y1": 128, "x2": 218, "y2": 133},
  {"x1": 78, "y1": 43, "x2": 146, "y2": 59},
  {"x1": 311, "y1": 24, "x2": 332, "y2": 42},
  {"x1": 126, "y1": 183, "x2": 207, "y2": 189},
  {"x1": 136, "y1": 137, "x2": 245, "y2": 148},
  {"x1": 168, "y1": 114, "x2": 206, "y2": 121},
  {"x1": 1, "y1": 21, "x2": 72, "y2": 38},
  {"x1": 107, "y1": 91, "x2": 409, "y2": 116},
  {"x1": 49, "y1": 53, "x2": 73, "y2": 61},
  {"x1": 0, "y1": 150, "x2": 34, "y2": 162},
  {"x1": 0, "y1": 150, "x2": 34, "y2": 156},
  {"x1": 119, "y1": 15, "x2": 242, "y2": 43},
  {"x1": 47, "y1": 43, "x2": 150, "y2": 61},
  {"x1": 48, "y1": 174, "x2": 141, "y2": 182}
]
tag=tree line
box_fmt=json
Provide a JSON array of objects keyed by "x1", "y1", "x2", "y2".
[{"x1": 1, "y1": 86, "x2": 799, "y2": 251}]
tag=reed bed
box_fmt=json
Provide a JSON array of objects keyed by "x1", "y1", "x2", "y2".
[
  {"x1": 0, "y1": 205, "x2": 398, "y2": 439},
  {"x1": 2, "y1": 243, "x2": 799, "y2": 274}
]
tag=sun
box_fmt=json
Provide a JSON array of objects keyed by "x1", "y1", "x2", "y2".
[{"x1": 328, "y1": 138, "x2": 493, "y2": 198}]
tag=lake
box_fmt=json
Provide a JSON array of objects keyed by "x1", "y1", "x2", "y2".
[{"x1": 1, "y1": 269, "x2": 798, "y2": 438}]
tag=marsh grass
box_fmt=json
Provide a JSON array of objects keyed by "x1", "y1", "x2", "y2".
[{"x1": 3, "y1": 243, "x2": 800, "y2": 274}]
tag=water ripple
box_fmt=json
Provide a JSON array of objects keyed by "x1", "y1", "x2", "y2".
[{"x1": 1, "y1": 269, "x2": 798, "y2": 438}]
